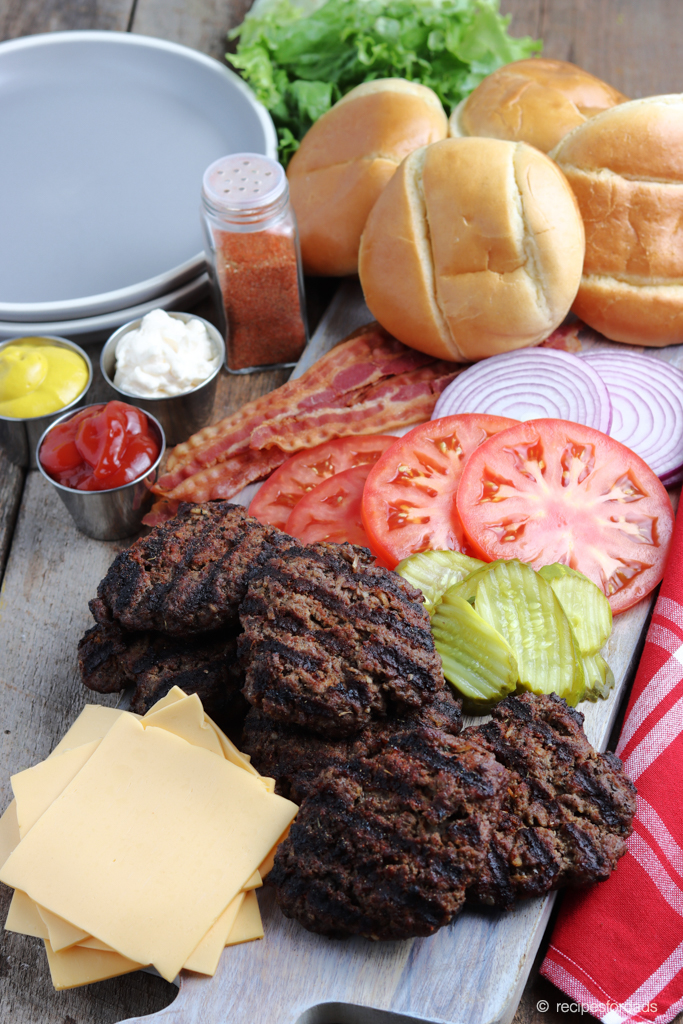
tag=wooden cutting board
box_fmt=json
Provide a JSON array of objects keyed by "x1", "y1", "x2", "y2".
[
  {"x1": 117, "y1": 282, "x2": 676, "y2": 1024},
  {"x1": 0, "y1": 281, "x2": 676, "y2": 1024}
]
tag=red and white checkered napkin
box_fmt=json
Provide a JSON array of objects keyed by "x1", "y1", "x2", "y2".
[{"x1": 541, "y1": 505, "x2": 683, "y2": 1024}]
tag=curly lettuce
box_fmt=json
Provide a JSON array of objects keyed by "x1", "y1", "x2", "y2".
[{"x1": 228, "y1": 0, "x2": 541, "y2": 163}]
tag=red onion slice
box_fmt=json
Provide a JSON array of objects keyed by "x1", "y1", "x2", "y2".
[
  {"x1": 432, "y1": 348, "x2": 613, "y2": 433},
  {"x1": 581, "y1": 350, "x2": 683, "y2": 481}
]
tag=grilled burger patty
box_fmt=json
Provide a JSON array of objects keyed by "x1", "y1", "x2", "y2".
[
  {"x1": 242, "y1": 687, "x2": 464, "y2": 803},
  {"x1": 78, "y1": 619, "x2": 247, "y2": 732},
  {"x1": 90, "y1": 502, "x2": 294, "y2": 636},
  {"x1": 238, "y1": 543, "x2": 445, "y2": 737},
  {"x1": 269, "y1": 726, "x2": 510, "y2": 939},
  {"x1": 466, "y1": 693, "x2": 637, "y2": 909}
]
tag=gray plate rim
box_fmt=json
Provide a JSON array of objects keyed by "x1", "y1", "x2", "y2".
[
  {"x1": 0, "y1": 272, "x2": 210, "y2": 341},
  {"x1": 0, "y1": 31, "x2": 277, "y2": 322}
]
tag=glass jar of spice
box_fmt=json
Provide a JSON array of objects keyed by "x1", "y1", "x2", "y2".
[{"x1": 201, "y1": 153, "x2": 309, "y2": 374}]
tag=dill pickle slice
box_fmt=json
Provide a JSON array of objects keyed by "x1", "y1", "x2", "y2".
[
  {"x1": 581, "y1": 653, "x2": 615, "y2": 703},
  {"x1": 444, "y1": 560, "x2": 505, "y2": 606},
  {"x1": 396, "y1": 550, "x2": 485, "y2": 614},
  {"x1": 474, "y1": 560, "x2": 585, "y2": 706},
  {"x1": 431, "y1": 591, "x2": 518, "y2": 713},
  {"x1": 538, "y1": 564, "x2": 612, "y2": 656}
]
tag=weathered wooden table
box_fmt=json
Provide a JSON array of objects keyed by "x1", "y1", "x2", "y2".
[{"x1": 1, "y1": 1, "x2": 682, "y2": 1022}]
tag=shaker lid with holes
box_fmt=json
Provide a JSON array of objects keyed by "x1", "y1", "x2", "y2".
[{"x1": 202, "y1": 153, "x2": 286, "y2": 211}]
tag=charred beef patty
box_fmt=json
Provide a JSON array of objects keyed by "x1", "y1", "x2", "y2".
[
  {"x1": 79, "y1": 620, "x2": 247, "y2": 734},
  {"x1": 465, "y1": 693, "x2": 636, "y2": 909},
  {"x1": 269, "y1": 727, "x2": 509, "y2": 939},
  {"x1": 238, "y1": 543, "x2": 444, "y2": 737},
  {"x1": 90, "y1": 502, "x2": 294, "y2": 636},
  {"x1": 242, "y1": 688, "x2": 463, "y2": 803}
]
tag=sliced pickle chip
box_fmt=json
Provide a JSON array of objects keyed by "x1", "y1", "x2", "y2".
[
  {"x1": 431, "y1": 592, "x2": 518, "y2": 713},
  {"x1": 474, "y1": 560, "x2": 585, "y2": 706},
  {"x1": 581, "y1": 652, "x2": 615, "y2": 703},
  {"x1": 396, "y1": 550, "x2": 485, "y2": 614},
  {"x1": 538, "y1": 564, "x2": 612, "y2": 656},
  {"x1": 445, "y1": 560, "x2": 505, "y2": 606}
]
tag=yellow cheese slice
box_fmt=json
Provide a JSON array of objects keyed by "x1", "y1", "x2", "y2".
[
  {"x1": 50, "y1": 705, "x2": 127, "y2": 758},
  {"x1": 44, "y1": 939, "x2": 144, "y2": 990},
  {"x1": 0, "y1": 712, "x2": 298, "y2": 982},
  {"x1": 36, "y1": 905, "x2": 89, "y2": 952},
  {"x1": 0, "y1": 800, "x2": 20, "y2": 869},
  {"x1": 243, "y1": 869, "x2": 262, "y2": 891},
  {"x1": 5, "y1": 889, "x2": 48, "y2": 939},
  {"x1": 12, "y1": 741, "x2": 100, "y2": 839},
  {"x1": 77, "y1": 936, "x2": 116, "y2": 952},
  {"x1": 184, "y1": 891, "x2": 245, "y2": 976},
  {"x1": 143, "y1": 693, "x2": 224, "y2": 758},
  {"x1": 225, "y1": 889, "x2": 263, "y2": 946}
]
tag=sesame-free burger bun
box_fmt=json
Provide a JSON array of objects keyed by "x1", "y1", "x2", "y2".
[
  {"x1": 449, "y1": 58, "x2": 626, "y2": 154},
  {"x1": 552, "y1": 95, "x2": 683, "y2": 346},
  {"x1": 358, "y1": 137, "x2": 585, "y2": 362},
  {"x1": 287, "y1": 80, "x2": 448, "y2": 276}
]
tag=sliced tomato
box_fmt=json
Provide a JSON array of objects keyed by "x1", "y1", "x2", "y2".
[
  {"x1": 361, "y1": 414, "x2": 518, "y2": 568},
  {"x1": 456, "y1": 418, "x2": 674, "y2": 614},
  {"x1": 248, "y1": 435, "x2": 396, "y2": 529},
  {"x1": 285, "y1": 464, "x2": 387, "y2": 564}
]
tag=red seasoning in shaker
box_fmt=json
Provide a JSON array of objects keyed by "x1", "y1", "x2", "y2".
[{"x1": 201, "y1": 154, "x2": 308, "y2": 373}]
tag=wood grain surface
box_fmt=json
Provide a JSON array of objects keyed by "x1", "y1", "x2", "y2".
[{"x1": 1, "y1": 0, "x2": 683, "y2": 1022}]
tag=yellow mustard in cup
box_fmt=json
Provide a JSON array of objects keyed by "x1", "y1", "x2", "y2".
[{"x1": 0, "y1": 338, "x2": 89, "y2": 418}]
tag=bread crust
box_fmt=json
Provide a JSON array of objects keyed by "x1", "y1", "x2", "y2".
[
  {"x1": 358, "y1": 137, "x2": 585, "y2": 362},
  {"x1": 287, "y1": 79, "x2": 448, "y2": 276},
  {"x1": 450, "y1": 58, "x2": 626, "y2": 154},
  {"x1": 552, "y1": 95, "x2": 683, "y2": 345}
]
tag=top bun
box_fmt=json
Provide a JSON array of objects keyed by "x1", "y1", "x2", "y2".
[
  {"x1": 552, "y1": 94, "x2": 683, "y2": 346},
  {"x1": 287, "y1": 79, "x2": 448, "y2": 276},
  {"x1": 358, "y1": 137, "x2": 585, "y2": 362},
  {"x1": 450, "y1": 58, "x2": 627, "y2": 153}
]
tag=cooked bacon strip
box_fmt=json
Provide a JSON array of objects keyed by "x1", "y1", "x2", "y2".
[
  {"x1": 143, "y1": 448, "x2": 287, "y2": 526},
  {"x1": 158, "y1": 324, "x2": 435, "y2": 490},
  {"x1": 540, "y1": 321, "x2": 583, "y2": 352},
  {"x1": 249, "y1": 362, "x2": 461, "y2": 453}
]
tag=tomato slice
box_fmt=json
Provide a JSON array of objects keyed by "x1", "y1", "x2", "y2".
[
  {"x1": 249, "y1": 435, "x2": 396, "y2": 529},
  {"x1": 361, "y1": 414, "x2": 518, "y2": 568},
  {"x1": 456, "y1": 418, "x2": 674, "y2": 614},
  {"x1": 284, "y1": 464, "x2": 387, "y2": 562}
]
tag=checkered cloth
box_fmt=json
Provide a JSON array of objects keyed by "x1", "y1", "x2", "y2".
[{"x1": 541, "y1": 505, "x2": 683, "y2": 1023}]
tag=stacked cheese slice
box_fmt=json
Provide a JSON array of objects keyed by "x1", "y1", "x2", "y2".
[{"x1": 0, "y1": 687, "x2": 297, "y2": 989}]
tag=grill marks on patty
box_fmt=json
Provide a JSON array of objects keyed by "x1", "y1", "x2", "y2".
[
  {"x1": 269, "y1": 728, "x2": 510, "y2": 940},
  {"x1": 91, "y1": 502, "x2": 294, "y2": 636},
  {"x1": 466, "y1": 693, "x2": 637, "y2": 909},
  {"x1": 239, "y1": 543, "x2": 445, "y2": 737}
]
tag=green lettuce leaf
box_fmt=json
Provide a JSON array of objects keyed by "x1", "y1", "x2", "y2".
[{"x1": 228, "y1": 0, "x2": 541, "y2": 163}]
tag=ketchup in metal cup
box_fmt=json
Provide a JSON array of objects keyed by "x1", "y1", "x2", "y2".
[{"x1": 39, "y1": 401, "x2": 160, "y2": 491}]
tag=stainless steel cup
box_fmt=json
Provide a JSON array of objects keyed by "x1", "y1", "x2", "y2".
[
  {"x1": 36, "y1": 404, "x2": 166, "y2": 541},
  {"x1": 0, "y1": 336, "x2": 93, "y2": 468},
  {"x1": 100, "y1": 312, "x2": 224, "y2": 446}
]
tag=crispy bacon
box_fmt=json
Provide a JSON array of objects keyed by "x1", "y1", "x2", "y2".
[
  {"x1": 157, "y1": 324, "x2": 438, "y2": 491},
  {"x1": 249, "y1": 361, "x2": 460, "y2": 453},
  {"x1": 148, "y1": 323, "x2": 467, "y2": 519},
  {"x1": 541, "y1": 321, "x2": 583, "y2": 353},
  {"x1": 143, "y1": 447, "x2": 287, "y2": 526}
]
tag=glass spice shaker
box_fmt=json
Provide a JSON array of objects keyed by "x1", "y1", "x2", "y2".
[{"x1": 201, "y1": 153, "x2": 309, "y2": 374}]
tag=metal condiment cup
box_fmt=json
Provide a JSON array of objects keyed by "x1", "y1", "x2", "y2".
[
  {"x1": 36, "y1": 404, "x2": 166, "y2": 541},
  {"x1": 0, "y1": 335, "x2": 93, "y2": 469},
  {"x1": 100, "y1": 311, "x2": 224, "y2": 446}
]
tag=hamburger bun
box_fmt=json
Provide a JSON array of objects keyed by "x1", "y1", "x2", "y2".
[
  {"x1": 450, "y1": 58, "x2": 627, "y2": 154},
  {"x1": 358, "y1": 137, "x2": 585, "y2": 362},
  {"x1": 552, "y1": 95, "x2": 683, "y2": 346},
  {"x1": 287, "y1": 80, "x2": 448, "y2": 276}
]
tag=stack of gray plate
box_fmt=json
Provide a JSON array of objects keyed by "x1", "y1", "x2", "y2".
[{"x1": 0, "y1": 31, "x2": 276, "y2": 343}]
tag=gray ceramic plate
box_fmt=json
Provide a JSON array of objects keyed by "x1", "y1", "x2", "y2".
[
  {"x1": 0, "y1": 273, "x2": 210, "y2": 344},
  {"x1": 0, "y1": 31, "x2": 276, "y2": 322}
]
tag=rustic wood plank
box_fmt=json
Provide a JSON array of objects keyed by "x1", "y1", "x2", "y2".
[
  {"x1": 130, "y1": 0, "x2": 251, "y2": 60},
  {"x1": 539, "y1": 0, "x2": 683, "y2": 99},
  {"x1": 0, "y1": 449, "x2": 23, "y2": 589},
  {"x1": 0, "y1": 0, "x2": 133, "y2": 38}
]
